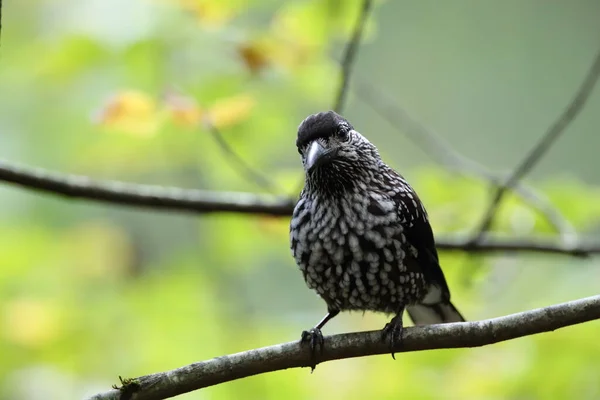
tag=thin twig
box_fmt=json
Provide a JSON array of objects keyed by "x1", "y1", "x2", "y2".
[
  {"x1": 332, "y1": 0, "x2": 373, "y2": 114},
  {"x1": 472, "y1": 48, "x2": 600, "y2": 243},
  {"x1": 162, "y1": 88, "x2": 279, "y2": 193},
  {"x1": 352, "y1": 77, "x2": 577, "y2": 243},
  {"x1": 0, "y1": 159, "x2": 599, "y2": 256},
  {"x1": 202, "y1": 117, "x2": 279, "y2": 193},
  {"x1": 87, "y1": 294, "x2": 600, "y2": 400},
  {"x1": 435, "y1": 235, "x2": 593, "y2": 257}
]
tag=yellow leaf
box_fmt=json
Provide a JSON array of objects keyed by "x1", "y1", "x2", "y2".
[
  {"x1": 2, "y1": 298, "x2": 63, "y2": 347},
  {"x1": 271, "y1": 40, "x2": 314, "y2": 70},
  {"x1": 61, "y1": 220, "x2": 135, "y2": 280},
  {"x1": 207, "y1": 94, "x2": 255, "y2": 129},
  {"x1": 163, "y1": 90, "x2": 204, "y2": 127},
  {"x1": 93, "y1": 90, "x2": 161, "y2": 137},
  {"x1": 237, "y1": 35, "x2": 314, "y2": 73},
  {"x1": 177, "y1": 0, "x2": 237, "y2": 29}
]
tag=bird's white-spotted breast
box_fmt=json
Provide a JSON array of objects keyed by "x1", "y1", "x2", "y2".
[{"x1": 290, "y1": 185, "x2": 427, "y2": 314}]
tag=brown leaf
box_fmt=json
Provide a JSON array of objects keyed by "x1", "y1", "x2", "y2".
[{"x1": 237, "y1": 41, "x2": 271, "y2": 74}]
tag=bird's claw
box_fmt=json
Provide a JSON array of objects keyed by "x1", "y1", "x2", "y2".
[
  {"x1": 300, "y1": 327, "x2": 324, "y2": 372},
  {"x1": 381, "y1": 316, "x2": 404, "y2": 360}
]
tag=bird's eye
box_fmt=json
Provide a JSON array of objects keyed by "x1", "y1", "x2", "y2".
[{"x1": 337, "y1": 127, "x2": 349, "y2": 141}]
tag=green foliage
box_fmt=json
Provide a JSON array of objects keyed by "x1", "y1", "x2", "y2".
[{"x1": 1, "y1": 1, "x2": 599, "y2": 399}]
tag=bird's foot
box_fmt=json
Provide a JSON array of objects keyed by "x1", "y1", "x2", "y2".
[
  {"x1": 381, "y1": 315, "x2": 404, "y2": 360},
  {"x1": 300, "y1": 327, "x2": 324, "y2": 372}
]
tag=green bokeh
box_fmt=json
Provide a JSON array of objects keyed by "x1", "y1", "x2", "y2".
[{"x1": 0, "y1": 1, "x2": 599, "y2": 399}]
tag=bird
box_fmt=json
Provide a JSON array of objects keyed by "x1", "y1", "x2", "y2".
[{"x1": 289, "y1": 110, "x2": 465, "y2": 362}]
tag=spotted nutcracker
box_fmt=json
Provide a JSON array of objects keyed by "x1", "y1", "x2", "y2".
[{"x1": 290, "y1": 111, "x2": 464, "y2": 359}]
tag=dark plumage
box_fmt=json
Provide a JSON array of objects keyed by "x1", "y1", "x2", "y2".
[{"x1": 290, "y1": 111, "x2": 464, "y2": 361}]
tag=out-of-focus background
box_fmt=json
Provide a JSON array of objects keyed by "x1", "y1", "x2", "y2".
[{"x1": 1, "y1": 1, "x2": 600, "y2": 399}]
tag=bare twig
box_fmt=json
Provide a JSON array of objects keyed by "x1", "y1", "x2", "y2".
[
  {"x1": 332, "y1": 0, "x2": 373, "y2": 114},
  {"x1": 434, "y1": 235, "x2": 594, "y2": 257},
  {"x1": 472, "y1": 48, "x2": 600, "y2": 242},
  {"x1": 202, "y1": 117, "x2": 279, "y2": 193},
  {"x1": 1, "y1": 158, "x2": 599, "y2": 256},
  {"x1": 353, "y1": 77, "x2": 577, "y2": 243},
  {"x1": 87, "y1": 294, "x2": 600, "y2": 400}
]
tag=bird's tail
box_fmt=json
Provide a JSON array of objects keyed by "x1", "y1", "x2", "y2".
[{"x1": 406, "y1": 301, "x2": 465, "y2": 326}]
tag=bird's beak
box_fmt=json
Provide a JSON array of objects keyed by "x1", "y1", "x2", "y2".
[{"x1": 305, "y1": 141, "x2": 337, "y2": 171}]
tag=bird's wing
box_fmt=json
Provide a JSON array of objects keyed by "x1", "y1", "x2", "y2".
[{"x1": 385, "y1": 169, "x2": 452, "y2": 303}]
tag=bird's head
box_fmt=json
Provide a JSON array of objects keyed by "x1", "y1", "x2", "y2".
[{"x1": 296, "y1": 111, "x2": 381, "y2": 191}]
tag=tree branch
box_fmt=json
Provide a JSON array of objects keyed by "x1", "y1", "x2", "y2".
[
  {"x1": 87, "y1": 294, "x2": 600, "y2": 400},
  {"x1": 332, "y1": 0, "x2": 373, "y2": 114},
  {"x1": 472, "y1": 47, "x2": 600, "y2": 242},
  {"x1": 434, "y1": 235, "x2": 595, "y2": 257},
  {"x1": 352, "y1": 77, "x2": 577, "y2": 243},
  {"x1": 2, "y1": 159, "x2": 599, "y2": 256},
  {"x1": 0, "y1": 159, "x2": 295, "y2": 216}
]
